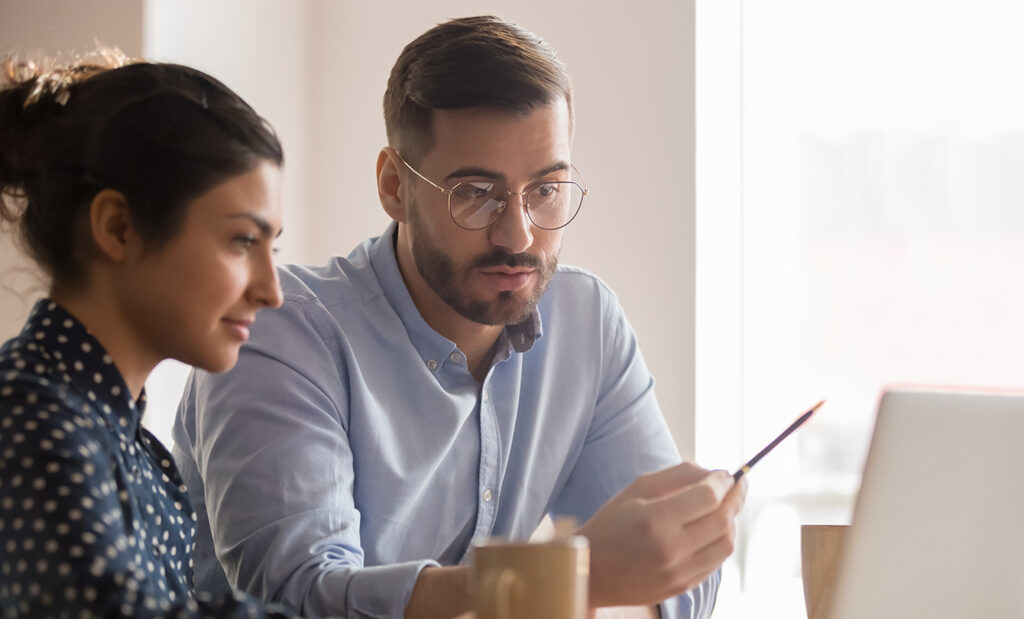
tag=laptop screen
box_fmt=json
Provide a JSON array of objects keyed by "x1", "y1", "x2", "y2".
[{"x1": 830, "y1": 388, "x2": 1024, "y2": 619}]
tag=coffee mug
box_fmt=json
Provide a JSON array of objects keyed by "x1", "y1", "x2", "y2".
[
  {"x1": 471, "y1": 536, "x2": 589, "y2": 619},
  {"x1": 801, "y1": 524, "x2": 850, "y2": 619}
]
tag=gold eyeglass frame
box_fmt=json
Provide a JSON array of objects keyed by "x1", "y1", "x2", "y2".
[{"x1": 394, "y1": 152, "x2": 589, "y2": 231}]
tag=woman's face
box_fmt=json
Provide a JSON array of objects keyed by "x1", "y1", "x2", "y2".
[{"x1": 117, "y1": 161, "x2": 284, "y2": 373}]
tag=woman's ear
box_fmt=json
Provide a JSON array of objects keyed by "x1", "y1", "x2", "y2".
[
  {"x1": 88, "y1": 189, "x2": 137, "y2": 263},
  {"x1": 377, "y1": 147, "x2": 408, "y2": 223}
]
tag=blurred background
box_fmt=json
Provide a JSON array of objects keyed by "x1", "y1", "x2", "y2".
[{"x1": 2, "y1": 1, "x2": 1023, "y2": 617}]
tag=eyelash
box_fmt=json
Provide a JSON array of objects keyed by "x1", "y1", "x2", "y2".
[
  {"x1": 234, "y1": 235, "x2": 258, "y2": 249},
  {"x1": 234, "y1": 235, "x2": 282, "y2": 257}
]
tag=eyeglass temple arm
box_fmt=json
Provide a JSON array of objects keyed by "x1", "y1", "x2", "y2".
[{"x1": 395, "y1": 153, "x2": 450, "y2": 196}]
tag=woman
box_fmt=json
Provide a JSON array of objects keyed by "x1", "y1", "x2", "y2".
[{"x1": 0, "y1": 50, "x2": 294, "y2": 617}]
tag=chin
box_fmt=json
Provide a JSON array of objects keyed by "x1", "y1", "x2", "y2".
[{"x1": 189, "y1": 347, "x2": 241, "y2": 374}]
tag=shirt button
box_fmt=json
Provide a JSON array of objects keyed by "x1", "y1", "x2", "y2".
[
  {"x1": 482, "y1": 488, "x2": 493, "y2": 502},
  {"x1": 426, "y1": 358, "x2": 438, "y2": 370},
  {"x1": 482, "y1": 391, "x2": 490, "y2": 403},
  {"x1": 449, "y1": 352, "x2": 463, "y2": 363}
]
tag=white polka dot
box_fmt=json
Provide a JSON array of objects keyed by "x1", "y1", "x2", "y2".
[
  {"x1": 34, "y1": 331, "x2": 45, "y2": 340},
  {"x1": 93, "y1": 372, "x2": 103, "y2": 383},
  {"x1": 41, "y1": 317, "x2": 51, "y2": 326},
  {"x1": 111, "y1": 385, "x2": 121, "y2": 396},
  {"x1": 63, "y1": 319, "x2": 73, "y2": 328},
  {"x1": 57, "y1": 334, "x2": 68, "y2": 344},
  {"x1": 81, "y1": 342, "x2": 92, "y2": 353},
  {"x1": 73, "y1": 360, "x2": 84, "y2": 371}
]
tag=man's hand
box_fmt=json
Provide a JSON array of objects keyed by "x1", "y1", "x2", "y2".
[{"x1": 577, "y1": 462, "x2": 747, "y2": 608}]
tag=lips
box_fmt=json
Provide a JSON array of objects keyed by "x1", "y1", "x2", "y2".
[
  {"x1": 222, "y1": 317, "x2": 254, "y2": 341},
  {"x1": 479, "y1": 268, "x2": 535, "y2": 292}
]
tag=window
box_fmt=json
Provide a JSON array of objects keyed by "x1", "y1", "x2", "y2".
[{"x1": 698, "y1": 1, "x2": 1024, "y2": 614}]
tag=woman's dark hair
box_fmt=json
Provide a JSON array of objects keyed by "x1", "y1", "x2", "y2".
[
  {"x1": 0, "y1": 51, "x2": 284, "y2": 287},
  {"x1": 384, "y1": 15, "x2": 572, "y2": 165}
]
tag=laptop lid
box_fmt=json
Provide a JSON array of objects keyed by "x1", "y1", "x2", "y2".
[{"x1": 830, "y1": 388, "x2": 1024, "y2": 619}]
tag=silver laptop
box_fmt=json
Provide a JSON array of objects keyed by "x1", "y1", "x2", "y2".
[{"x1": 830, "y1": 388, "x2": 1024, "y2": 619}]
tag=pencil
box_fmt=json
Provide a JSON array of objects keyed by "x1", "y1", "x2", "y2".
[{"x1": 732, "y1": 400, "x2": 825, "y2": 481}]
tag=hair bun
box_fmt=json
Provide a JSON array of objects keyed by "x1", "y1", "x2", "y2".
[{"x1": 3, "y1": 46, "x2": 135, "y2": 108}]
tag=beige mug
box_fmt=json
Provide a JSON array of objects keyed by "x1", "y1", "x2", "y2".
[
  {"x1": 801, "y1": 524, "x2": 849, "y2": 619},
  {"x1": 471, "y1": 536, "x2": 589, "y2": 619}
]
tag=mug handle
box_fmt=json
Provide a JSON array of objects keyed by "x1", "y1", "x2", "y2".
[{"x1": 479, "y1": 569, "x2": 521, "y2": 619}]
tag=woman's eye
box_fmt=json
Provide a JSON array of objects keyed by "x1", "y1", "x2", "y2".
[{"x1": 234, "y1": 235, "x2": 258, "y2": 249}]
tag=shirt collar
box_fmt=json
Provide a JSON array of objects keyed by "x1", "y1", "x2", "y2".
[
  {"x1": 368, "y1": 222, "x2": 544, "y2": 370},
  {"x1": 22, "y1": 299, "x2": 145, "y2": 431}
]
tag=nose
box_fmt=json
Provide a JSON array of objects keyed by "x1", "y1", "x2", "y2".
[
  {"x1": 488, "y1": 192, "x2": 533, "y2": 253},
  {"x1": 248, "y1": 248, "x2": 283, "y2": 309}
]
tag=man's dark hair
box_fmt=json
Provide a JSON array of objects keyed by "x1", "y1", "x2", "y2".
[{"x1": 383, "y1": 15, "x2": 572, "y2": 165}]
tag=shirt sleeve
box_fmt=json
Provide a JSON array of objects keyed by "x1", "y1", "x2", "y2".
[
  {"x1": 548, "y1": 290, "x2": 721, "y2": 618},
  {"x1": 180, "y1": 295, "x2": 437, "y2": 617},
  {"x1": 0, "y1": 377, "x2": 291, "y2": 619}
]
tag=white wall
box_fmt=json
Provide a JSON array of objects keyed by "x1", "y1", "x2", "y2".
[
  {"x1": 3, "y1": 0, "x2": 697, "y2": 458},
  {"x1": 0, "y1": 0, "x2": 143, "y2": 338}
]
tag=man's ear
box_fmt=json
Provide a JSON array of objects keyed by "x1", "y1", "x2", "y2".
[
  {"x1": 377, "y1": 147, "x2": 408, "y2": 223},
  {"x1": 88, "y1": 189, "x2": 138, "y2": 263}
]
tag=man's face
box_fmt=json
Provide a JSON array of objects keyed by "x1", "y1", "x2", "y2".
[{"x1": 400, "y1": 99, "x2": 573, "y2": 326}]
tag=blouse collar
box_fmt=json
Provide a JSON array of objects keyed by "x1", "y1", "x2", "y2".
[{"x1": 20, "y1": 299, "x2": 146, "y2": 432}]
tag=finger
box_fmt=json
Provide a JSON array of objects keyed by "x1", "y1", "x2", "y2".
[
  {"x1": 669, "y1": 534, "x2": 737, "y2": 595},
  {"x1": 649, "y1": 469, "x2": 734, "y2": 526},
  {"x1": 626, "y1": 462, "x2": 714, "y2": 500},
  {"x1": 674, "y1": 493, "x2": 741, "y2": 560}
]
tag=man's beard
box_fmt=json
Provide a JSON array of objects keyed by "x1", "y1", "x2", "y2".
[{"x1": 407, "y1": 201, "x2": 558, "y2": 326}]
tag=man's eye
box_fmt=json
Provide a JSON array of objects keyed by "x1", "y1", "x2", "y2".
[{"x1": 453, "y1": 182, "x2": 495, "y2": 201}]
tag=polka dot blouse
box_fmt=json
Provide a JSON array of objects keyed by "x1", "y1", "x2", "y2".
[{"x1": 0, "y1": 300, "x2": 293, "y2": 618}]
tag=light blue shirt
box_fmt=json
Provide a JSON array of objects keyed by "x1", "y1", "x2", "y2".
[{"x1": 172, "y1": 223, "x2": 719, "y2": 618}]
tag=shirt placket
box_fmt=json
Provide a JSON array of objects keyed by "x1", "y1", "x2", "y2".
[{"x1": 472, "y1": 369, "x2": 503, "y2": 539}]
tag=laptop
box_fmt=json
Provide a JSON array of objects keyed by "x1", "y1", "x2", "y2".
[{"x1": 829, "y1": 387, "x2": 1024, "y2": 619}]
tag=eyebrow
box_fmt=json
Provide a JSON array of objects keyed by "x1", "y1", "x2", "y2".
[
  {"x1": 227, "y1": 213, "x2": 284, "y2": 238},
  {"x1": 443, "y1": 161, "x2": 571, "y2": 183}
]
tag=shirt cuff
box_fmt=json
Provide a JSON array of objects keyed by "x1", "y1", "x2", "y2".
[
  {"x1": 345, "y1": 558, "x2": 440, "y2": 618},
  {"x1": 657, "y1": 568, "x2": 721, "y2": 619}
]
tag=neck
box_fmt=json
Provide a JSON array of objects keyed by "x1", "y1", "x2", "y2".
[{"x1": 51, "y1": 282, "x2": 159, "y2": 400}]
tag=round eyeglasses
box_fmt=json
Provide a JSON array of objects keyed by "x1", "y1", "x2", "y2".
[{"x1": 396, "y1": 153, "x2": 588, "y2": 231}]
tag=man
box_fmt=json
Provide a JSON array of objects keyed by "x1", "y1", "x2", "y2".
[{"x1": 172, "y1": 15, "x2": 745, "y2": 619}]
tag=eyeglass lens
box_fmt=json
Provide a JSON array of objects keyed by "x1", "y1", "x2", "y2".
[{"x1": 449, "y1": 181, "x2": 585, "y2": 230}]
